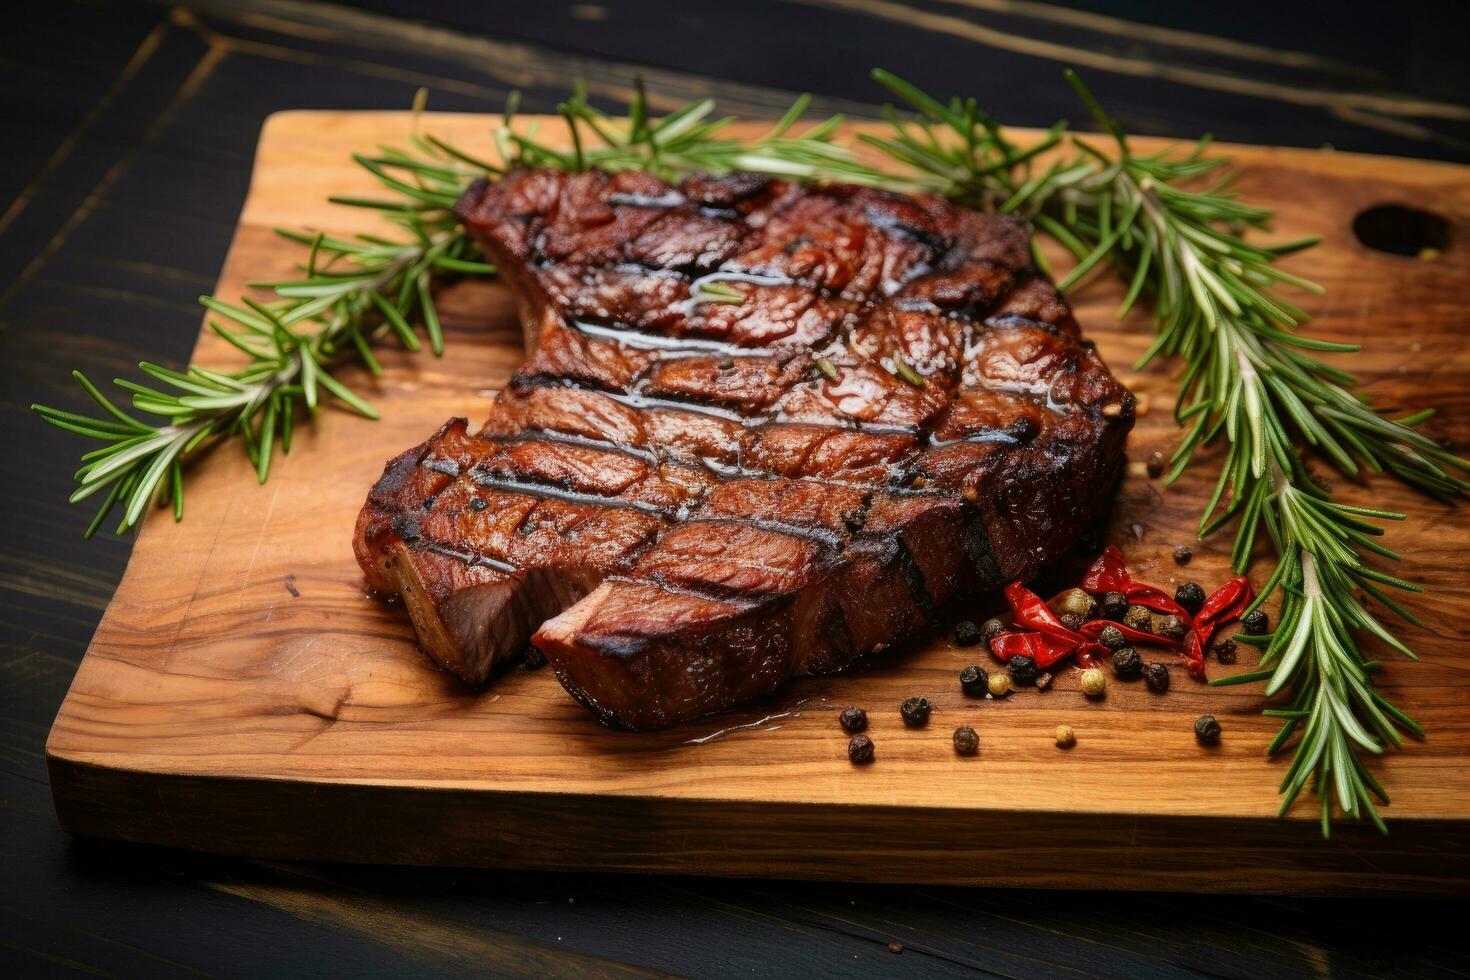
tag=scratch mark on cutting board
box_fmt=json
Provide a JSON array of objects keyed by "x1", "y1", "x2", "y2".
[{"x1": 241, "y1": 480, "x2": 283, "y2": 611}]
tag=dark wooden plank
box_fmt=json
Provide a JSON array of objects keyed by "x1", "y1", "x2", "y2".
[
  {"x1": 4, "y1": 0, "x2": 1470, "y2": 975},
  {"x1": 322, "y1": 0, "x2": 1470, "y2": 160}
]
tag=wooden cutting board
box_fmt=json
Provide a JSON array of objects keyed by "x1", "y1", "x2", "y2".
[{"x1": 45, "y1": 112, "x2": 1470, "y2": 894}]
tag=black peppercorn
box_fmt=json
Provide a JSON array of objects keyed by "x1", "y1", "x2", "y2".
[
  {"x1": 981, "y1": 617, "x2": 1006, "y2": 645},
  {"x1": 1242, "y1": 609, "x2": 1270, "y2": 635},
  {"x1": 848, "y1": 734, "x2": 875, "y2": 764},
  {"x1": 1058, "y1": 611, "x2": 1086, "y2": 632},
  {"x1": 900, "y1": 696, "x2": 931, "y2": 727},
  {"x1": 1175, "y1": 582, "x2": 1206, "y2": 616},
  {"x1": 1144, "y1": 662, "x2": 1171, "y2": 692},
  {"x1": 959, "y1": 664, "x2": 988, "y2": 696},
  {"x1": 1146, "y1": 451, "x2": 1166, "y2": 478},
  {"x1": 1154, "y1": 614, "x2": 1189, "y2": 642},
  {"x1": 1101, "y1": 591, "x2": 1129, "y2": 621},
  {"x1": 1007, "y1": 655, "x2": 1039, "y2": 686},
  {"x1": 952, "y1": 725, "x2": 979, "y2": 755},
  {"x1": 839, "y1": 706, "x2": 868, "y2": 733},
  {"x1": 1111, "y1": 645, "x2": 1143, "y2": 679},
  {"x1": 523, "y1": 646, "x2": 547, "y2": 670},
  {"x1": 953, "y1": 620, "x2": 983, "y2": 647},
  {"x1": 1097, "y1": 624, "x2": 1127, "y2": 651},
  {"x1": 469, "y1": 497, "x2": 489, "y2": 512},
  {"x1": 1172, "y1": 544, "x2": 1193, "y2": 566},
  {"x1": 1194, "y1": 714, "x2": 1222, "y2": 743},
  {"x1": 1213, "y1": 637, "x2": 1238, "y2": 664}
]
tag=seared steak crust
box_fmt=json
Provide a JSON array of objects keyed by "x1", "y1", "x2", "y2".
[{"x1": 354, "y1": 168, "x2": 1133, "y2": 730}]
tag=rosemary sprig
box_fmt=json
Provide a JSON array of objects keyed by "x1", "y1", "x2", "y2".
[
  {"x1": 863, "y1": 68, "x2": 1468, "y2": 833},
  {"x1": 1050, "y1": 76, "x2": 1467, "y2": 836}
]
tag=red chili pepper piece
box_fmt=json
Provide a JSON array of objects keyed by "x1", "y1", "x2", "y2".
[
  {"x1": 1004, "y1": 582, "x2": 1085, "y2": 646},
  {"x1": 1074, "y1": 642, "x2": 1108, "y2": 669},
  {"x1": 1001, "y1": 583, "x2": 1127, "y2": 670},
  {"x1": 1181, "y1": 575, "x2": 1254, "y2": 678},
  {"x1": 1079, "y1": 545, "x2": 1130, "y2": 593},
  {"x1": 1077, "y1": 619, "x2": 1181, "y2": 650},
  {"x1": 991, "y1": 630, "x2": 1077, "y2": 669},
  {"x1": 1080, "y1": 546, "x2": 1191, "y2": 621}
]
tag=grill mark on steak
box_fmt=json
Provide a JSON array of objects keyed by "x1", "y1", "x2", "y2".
[
  {"x1": 355, "y1": 168, "x2": 1134, "y2": 728},
  {"x1": 465, "y1": 469, "x2": 682, "y2": 519}
]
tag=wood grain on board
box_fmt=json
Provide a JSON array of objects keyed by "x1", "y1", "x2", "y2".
[{"x1": 45, "y1": 112, "x2": 1470, "y2": 893}]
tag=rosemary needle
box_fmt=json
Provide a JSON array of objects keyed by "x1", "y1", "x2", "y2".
[
  {"x1": 892, "y1": 358, "x2": 927, "y2": 387},
  {"x1": 694, "y1": 281, "x2": 746, "y2": 305}
]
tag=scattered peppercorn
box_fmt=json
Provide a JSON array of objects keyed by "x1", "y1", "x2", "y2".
[
  {"x1": 1194, "y1": 714, "x2": 1222, "y2": 744},
  {"x1": 523, "y1": 646, "x2": 547, "y2": 670},
  {"x1": 1111, "y1": 645, "x2": 1143, "y2": 679},
  {"x1": 1035, "y1": 671, "x2": 1054, "y2": 691},
  {"x1": 848, "y1": 734, "x2": 875, "y2": 764},
  {"x1": 469, "y1": 497, "x2": 489, "y2": 512},
  {"x1": 953, "y1": 725, "x2": 979, "y2": 755},
  {"x1": 1144, "y1": 662, "x2": 1171, "y2": 692},
  {"x1": 1174, "y1": 581, "x2": 1206, "y2": 615},
  {"x1": 1123, "y1": 605, "x2": 1153, "y2": 632},
  {"x1": 1154, "y1": 614, "x2": 1189, "y2": 641},
  {"x1": 1242, "y1": 609, "x2": 1270, "y2": 635},
  {"x1": 959, "y1": 664, "x2": 988, "y2": 696},
  {"x1": 1101, "y1": 591, "x2": 1130, "y2": 621},
  {"x1": 953, "y1": 620, "x2": 982, "y2": 647},
  {"x1": 1057, "y1": 588, "x2": 1097, "y2": 620},
  {"x1": 987, "y1": 673, "x2": 1012, "y2": 697},
  {"x1": 1058, "y1": 611, "x2": 1086, "y2": 632},
  {"x1": 1055, "y1": 724, "x2": 1076, "y2": 748},
  {"x1": 1079, "y1": 667, "x2": 1107, "y2": 697},
  {"x1": 839, "y1": 705, "x2": 868, "y2": 733},
  {"x1": 1097, "y1": 624, "x2": 1127, "y2": 651},
  {"x1": 1146, "y1": 451, "x2": 1166, "y2": 478},
  {"x1": 900, "y1": 696, "x2": 931, "y2": 727},
  {"x1": 981, "y1": 617, "x2": 1007, "y2": 645},
  {"x1": 1172, "y1": 544, "x2": 1193, "y2": 566},
  {"x1": 888, "y1": 942, "x2": 904, "y2": 955},
  {"x1": 1213, "y1": 637, "x2": 1238, "y2": 664},
  {"x1": 1008, "y1": 654, "x2": 1039, "y2": 686}
]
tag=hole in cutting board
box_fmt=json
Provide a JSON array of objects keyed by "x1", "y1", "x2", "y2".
[{"x1": 1352, "y1": 204, "x2": 1452, "y2": 257}]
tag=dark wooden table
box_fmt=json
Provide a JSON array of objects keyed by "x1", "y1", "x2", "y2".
[{"x1": 4, "y1": 2, "x2": 1467, "y2": 975}]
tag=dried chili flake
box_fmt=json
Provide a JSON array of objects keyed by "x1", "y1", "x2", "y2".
[
  {"x1": 1005, "y1": 582, "x2": 1083, "y2": 645},
  {"x1": 991, "y1": 629, "x2": 1075, "y2": 669},
  {"x1": 1077, "y1": 618, "x2": 1180, "y2": 650},
  {"x1": 1181, "y1": 575, "x2": 1254, "y2": 678},
  {"x1": 1000, "y1": 582, "x2": 1113, "y2": 669},
  {"x1": 1080, "y1": 546, "x2": 1191, "y2": 620}
]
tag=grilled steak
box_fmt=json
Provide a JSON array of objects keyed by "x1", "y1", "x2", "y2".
[{"x1": 354, "y1": 168, "x2": 1133, "y2": 730}]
